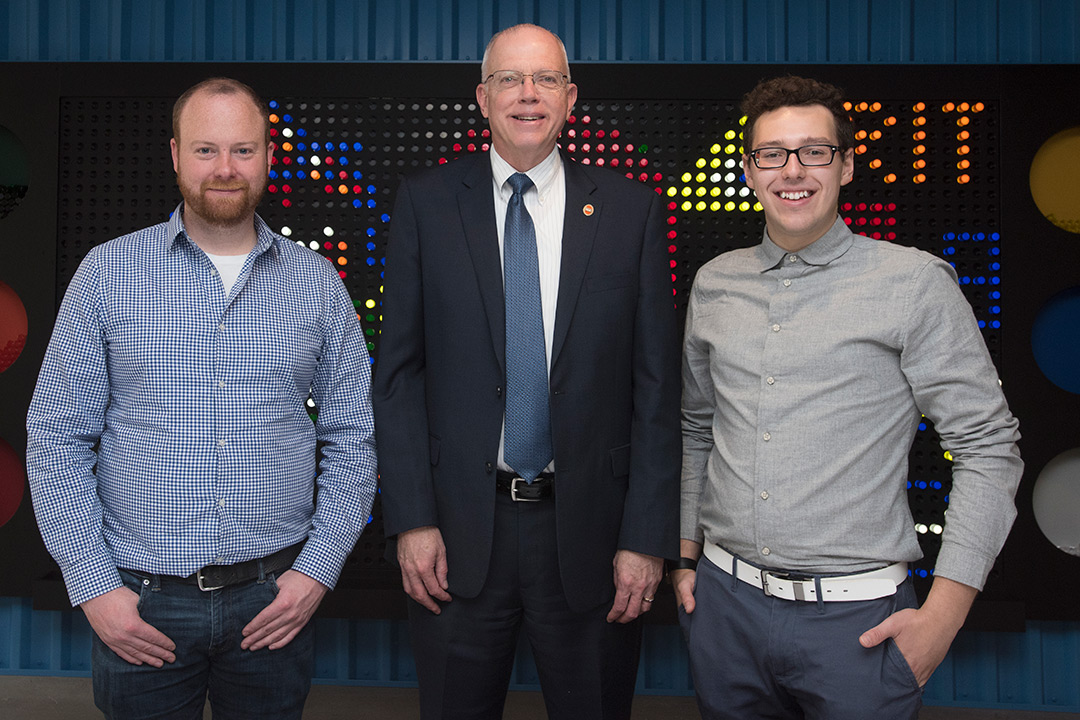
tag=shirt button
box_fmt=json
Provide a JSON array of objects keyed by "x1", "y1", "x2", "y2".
[
  {"x1": 788, "y1": 255, "x2": 797, "y2": 263},
  {"x1": 762, "y1": 547, "x2": 771, "y2": 556},
  {"x1": 783, "y1": 279, "x2": 792, "y2": 287},
  {"x1": 217, "y1": 438, "x2": 227, "y2": 447},
  {"x1": 211, "y1": 268, "x2": 219, "y2": 275},
  {"x1": 763, "y1": 432, "x2": 771, "y2": 441},
  {"x1": 766, "y1": 376, "x2": 775, "y2": 385},
  {"x1": 772, "y1": 324, "x2": 781, "y2": 332},
  {"x1": 217, "y1": 498, "x2": 226, "y2": 508},
  {"x1": 217, "y1": 380, "x2": 225, "y2": 389},
  {"x1": 218, "y1": 324, "x2": 226, "y2": 332},
  {"x1": 215, "y1": 556, "x2": 225, "y2": 564},
  {"x1": 760, "y1": 491, "x2": 769, "y2": 500}
]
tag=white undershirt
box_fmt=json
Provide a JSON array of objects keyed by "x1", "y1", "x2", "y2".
[{"x1": 203, "y1": 251, "x2": 248, "y2": 296}]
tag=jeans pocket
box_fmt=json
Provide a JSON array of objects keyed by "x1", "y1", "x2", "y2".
[{"x1": 117, "y1": 569, "x2": 152, "y2": 612}]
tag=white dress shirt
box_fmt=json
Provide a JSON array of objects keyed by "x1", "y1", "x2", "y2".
[{"x1": 490, "y1": 146, "x2": 565, "y2": 473}]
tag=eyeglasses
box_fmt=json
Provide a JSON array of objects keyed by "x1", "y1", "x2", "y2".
[
  {"x1": 748, "y1": 144, "x2": 841, "y2": 169},
  {"x1": 484, "y1": 70, "x2": 570, "y2": 93}
]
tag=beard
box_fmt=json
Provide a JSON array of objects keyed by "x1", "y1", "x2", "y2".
[{"x1": 178, "y1": 172, "x2": 267, "y2": 228}]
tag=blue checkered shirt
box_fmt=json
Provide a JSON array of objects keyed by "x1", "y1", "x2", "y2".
[{"x1": 27, "y1": 205, "x2": 378, "y2": 606}]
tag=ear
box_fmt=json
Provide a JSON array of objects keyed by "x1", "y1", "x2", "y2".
[
  {"x1": 476, "y1": 83, "x2": 490, "y2": 119},
  {"x1": 566, "y1": 82, "x2": 578, "y2": 117},
  {"x1": 742, "y1": 155, "x2": 756, "y2": 191},
  {"x1": 170, "y1": 137, "x2": 179, "y2": 173},
  {"x1": 840, "y1": 147, "x2": 855, "y2": 186},
  {"x1": 266, "y1": 141, "x2": 276, "y2": 174}
]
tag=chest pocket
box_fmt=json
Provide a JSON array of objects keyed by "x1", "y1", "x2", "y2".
[{"x1": 586, "y1": 273, "x2": 634, "y2": 294}]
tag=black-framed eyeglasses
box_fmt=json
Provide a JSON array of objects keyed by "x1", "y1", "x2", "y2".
[
  {"x1": 748, "y1": 144, "x2": 841, "y2": 169},
  {"x1": 484, "y1": 69, "x2": 570, "y2": 92}
]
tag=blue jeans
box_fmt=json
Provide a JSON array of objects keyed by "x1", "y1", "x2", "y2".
[
  {"x1": 92, "y1": 567, "x2": 314, "y2": 720},
  {"x1": 680, "y1": 554, "x2": 923, "y2": 720}
]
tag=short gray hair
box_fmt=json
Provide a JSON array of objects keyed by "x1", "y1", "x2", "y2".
[{"x1": 480, "y1": 24, "x2": 570, "y2": 81}]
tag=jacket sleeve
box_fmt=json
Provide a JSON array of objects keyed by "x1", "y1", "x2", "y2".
[
  {"x1": 616, "y1": 191, "x2": 682, "y2": 560},
  {"x1": 371, "y1": 176, "x2": 440, "y2": 536}
]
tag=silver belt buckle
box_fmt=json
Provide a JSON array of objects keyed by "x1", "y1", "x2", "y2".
[
  {"x1": 510, "y1": 477, "x2": 541, "y2": 502},
  {"x1": 761, "y1": 570, "x2": 810, "y2": 601},
  {"x1": 760, "y1": 569, "x2": 776, "y2": 597},
  {"x1": 196, "y1": 567, "x2": 224, "y2": 592}
]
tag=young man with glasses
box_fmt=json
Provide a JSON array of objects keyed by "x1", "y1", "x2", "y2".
[
  {"x1": 673, "y1": 75, "x2": 1022, "y2": 719},
  {"x1": 373, "y1": 23, "x2": 679, "y2": 719}
]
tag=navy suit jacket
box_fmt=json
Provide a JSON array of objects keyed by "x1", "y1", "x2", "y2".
[{"x1": 372, "y1": 151, "x2": 680, "y2": 612}]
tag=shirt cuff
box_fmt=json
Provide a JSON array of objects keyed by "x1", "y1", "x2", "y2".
[
  {"x1": 290, "y1": 536, "x2": 354, "y2": 590},
  {"x1": 932, "y1": 542, "x2": 997, "y2": 591},
  {"x1": 62, "y1": 549, "x2": 124, "y2": 607}
]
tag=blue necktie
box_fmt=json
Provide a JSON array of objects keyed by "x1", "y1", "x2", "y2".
[{"x1": 503, "y1": 172, "x2": 553, "y2": 482}]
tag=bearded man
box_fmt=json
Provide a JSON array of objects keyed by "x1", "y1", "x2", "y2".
[{"x1": 26, "y1": 77, "x2": 377, "y2": 720}]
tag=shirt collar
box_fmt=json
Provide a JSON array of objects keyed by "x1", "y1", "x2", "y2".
[
  {"x1": 166, "y1": 202, "x2": 280, "y2": 261},
  {"x1": 755, "y1": 215, "x2": 853, "y2": 271},
  {"x1": 489, "y1": 145, "x2": 562, "y2": 205}
]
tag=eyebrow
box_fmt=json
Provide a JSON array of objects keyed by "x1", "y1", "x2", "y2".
[
  {"x1": 753, "y1": 137, "x2": 836, "y2": 148},
  {"x1": 189, "y1": 140, "x2": 260, "y2": 147}
]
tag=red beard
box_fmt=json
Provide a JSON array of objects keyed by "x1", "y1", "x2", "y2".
[{"x1": 179, "y1": 176, "x2": 266, "y2": 227}]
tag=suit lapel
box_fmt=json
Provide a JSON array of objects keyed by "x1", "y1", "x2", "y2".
[
  {"x1": 458, "y1": 157, "x2": 506, "y2": 373},
  {"x1": 552, "y1": 156, "x2": 599, "y2": 366}
]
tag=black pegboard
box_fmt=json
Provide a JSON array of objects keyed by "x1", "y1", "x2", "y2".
[
  {"x1": 53, "y1": 90, "x2": 1004, "y2": 599},
  {"x1": 3, "y1": 63, "x2": 1077, "y2": 623}
]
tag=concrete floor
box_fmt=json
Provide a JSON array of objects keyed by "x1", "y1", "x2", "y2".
[{"x1": 1, "y1": 676, "x2": 1077, "y2": 719}]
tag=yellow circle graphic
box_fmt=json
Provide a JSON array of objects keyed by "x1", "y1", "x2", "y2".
[{"x1": 1030, "y1": 127, "x2": 1080, "y2": 233}]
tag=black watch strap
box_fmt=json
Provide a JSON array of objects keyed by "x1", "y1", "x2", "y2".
[{"x1": 668, "y1": 556, "x2": 699, "y2": 573}]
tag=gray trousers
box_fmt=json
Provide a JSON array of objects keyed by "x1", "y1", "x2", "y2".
[{"x1": 680, "y1": 554, "x2": 923, "y2": 720}]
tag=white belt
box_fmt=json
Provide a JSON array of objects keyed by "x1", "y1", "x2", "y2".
[{"x1": 703, "y1": 543, "x2": 908, "y2": 602}]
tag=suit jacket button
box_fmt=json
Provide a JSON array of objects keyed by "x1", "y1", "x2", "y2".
[
  {"x1": 485, "y1": 462, "x2": 493, "y2": 474},
  {"x1": 496, "y1": 386, "x2": 503, "y2": 398}
]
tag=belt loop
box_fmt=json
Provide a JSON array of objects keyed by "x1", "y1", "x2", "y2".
[
  {"x1": 730, "y1": 556, "x2": 739, "y2": 593},
  {"x1": 814, "y1": 576, "x2": 825, "y2": 614},
  {"x1": 256, "y1": 557, "x2": 267, "y2": 583}
]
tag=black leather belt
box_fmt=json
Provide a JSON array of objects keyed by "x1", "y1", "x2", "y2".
[
  {"x1": 496, "y1": 470, "x2": 555, "y2": 502},
  {"x1": 177, "y1": 541, "x2": 305, "y2": 591}
]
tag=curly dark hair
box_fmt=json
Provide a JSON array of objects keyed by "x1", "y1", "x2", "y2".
[{"x1": 740, "y1": 75, "x2": 854, "y2": 153}]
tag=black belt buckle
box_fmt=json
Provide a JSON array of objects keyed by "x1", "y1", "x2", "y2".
[{"x1": 509, "y1": 476, "x2": 541, "y2": 502}]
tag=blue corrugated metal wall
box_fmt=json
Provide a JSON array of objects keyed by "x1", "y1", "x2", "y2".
[
  {"x1": 2, "y1": 597, "x2": 1079, "y2": 711},
  {"x1": 2, "y1": 600, "x2": 1080, "y2": 712},
  {"x1": 2, "y1": 0, "x2": 1080, "y2": 712},
  {"x1": 1, "y1": 0, "x2": 1079, "y2": 63}
]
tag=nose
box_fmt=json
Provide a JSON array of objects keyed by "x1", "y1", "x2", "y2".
[
  {"x1": 779, "y1": 151, "x2": 804, "y2": 178},
  {"x1": 518, "y1": 76, "x2": 540, "y2": 101},
  {"x1": 212, "y1": 151, "x2": 237, "y2": 177}
]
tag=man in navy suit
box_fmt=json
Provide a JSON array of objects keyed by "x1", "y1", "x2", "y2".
[{"x1": 372, "y1": 23, "x2": 680, "y2": 720}]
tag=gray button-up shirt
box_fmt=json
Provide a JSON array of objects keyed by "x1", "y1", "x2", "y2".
[{"x1": 681, "y1": 217, "x2": 1022, "y2": 590}]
